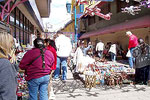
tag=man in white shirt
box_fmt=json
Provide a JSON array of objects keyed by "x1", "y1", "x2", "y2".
[
  {"x1": 109, "y1": 43, "x2": 117, "y2": 62},
  {"x1": 54, "y1": 31, "x2": 72, "y2": 81},
  {"x1": 96, "y1": 40, "x2": 104, "y2": 59}
]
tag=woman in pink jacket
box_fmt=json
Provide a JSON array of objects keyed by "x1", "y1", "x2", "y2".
[{"x1": 19, "y1": 38, "x2": 54, "y2": 100}]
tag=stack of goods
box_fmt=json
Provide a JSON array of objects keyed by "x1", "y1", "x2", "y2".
[
  {"x1": 84, "y1": 64, "x2": 97, "y2": 88},
  {"x1": 17, "y1": 72, "x2": 29, "y2": 100},
  {"x1": 83, "y1": 61, "x2": 135, "y2": 87}
]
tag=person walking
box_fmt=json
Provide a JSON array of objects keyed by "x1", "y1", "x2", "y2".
[
  {"x1": 133, "y1": 38, "x2": 150, "y2": 84},
  {"x1": 46, "y1": 39, "x2": 57, "y2": 72},
  {"x1": 19, "y1": 38, "x2": 54, "y2": 100},
  {"x1": 109, "y1": 43, "x2": 117, "y2": 62},
  {"x1": 0, "y1": 31, "x2": 17, "y2": 100},
  {"x1": 54, "y1": 31, "x2": 72, "y2": 81},
  {"x1": 73, "y1": 40, "x2": 84, "y2": 73},
  {"x1": 126, "y1": 31, "x2": 138, "y2": 68},
  {"x1": 96, "y1": 40, "x2": 104, "y2": 59},
  {"x1": 87, "y1": 42, "x2": 94, "y2": 57},
  {"x1": 45, "y1": 39, "x2": 57, "y2": 100}
]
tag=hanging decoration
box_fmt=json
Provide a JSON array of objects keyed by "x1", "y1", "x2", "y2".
[
  {"x1": 76, "y1": 0, "x2": 91, "y2": 5},
  {"x1": 121, "y1": 0, "x2": 150, "y2": 15},
  {"x1": 140, "y1": 0, "x2": 150, "y2": 8},
  {"x1": 0, "y1": 0, "x2": 28, "y2": 24},
  {"x1": 84, "y1": 6, "x2": 112, "y2": 20},
  {"x1": 134, "y1": 0, "x2": 142, "y2": 2},
  {"x1": 76, "y1": 0, "x2": 114, "y2": 5},
  {"x1": 121, "y1": 5, "x2": 141, "y2": 15}
]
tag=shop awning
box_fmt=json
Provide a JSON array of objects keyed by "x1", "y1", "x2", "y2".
[
  {"x1": 24, "y1": 1, "x2": 44, "y2": 31},
  {"x1": 80, "y1": 15, "x2": 150, "y2": 39}
]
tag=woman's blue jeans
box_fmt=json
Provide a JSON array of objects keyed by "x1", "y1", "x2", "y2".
[
  {"x1": 128, "y1": 48, "x2": 135, "y2": 68},
  {"x1": 27, "y1": 75, "x2": 50, "y2": 100},
  {"x1": 98, "y1": 50, "x2": 103, "y2": 59},
  {"x1": 54, "y1": 57, "x2": 67, "y2": 80}
]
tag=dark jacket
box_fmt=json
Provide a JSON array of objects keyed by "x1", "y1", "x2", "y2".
[{"x1": 0, "y1": 58, "x2": 17, "y2": 100}]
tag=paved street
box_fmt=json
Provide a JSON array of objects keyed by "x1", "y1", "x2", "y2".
[{"x1": 53, "y1": 69, "x2": 150, "y2": 100}]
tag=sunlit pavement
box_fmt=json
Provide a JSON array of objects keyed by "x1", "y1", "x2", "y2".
[{"x1": 53, "y1": 68, "x2": 150, "y2": 100}]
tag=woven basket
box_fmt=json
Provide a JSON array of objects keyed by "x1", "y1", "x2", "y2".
[{"x1": 85, "y1": 74, "x2": 96, "y2": 88}]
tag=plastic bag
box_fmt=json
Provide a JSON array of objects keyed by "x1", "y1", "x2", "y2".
[{"x1": 126, "y1": 50, "x2": 131, "y2": 57}]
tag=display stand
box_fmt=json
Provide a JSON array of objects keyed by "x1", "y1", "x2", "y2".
[{"x1": 82, "y1": 61, "x2": 135, "y2": 88}]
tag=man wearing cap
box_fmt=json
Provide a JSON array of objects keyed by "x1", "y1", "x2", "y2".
[{"x1": 126, "y1": 31, "x2": 138, "y2": 68}]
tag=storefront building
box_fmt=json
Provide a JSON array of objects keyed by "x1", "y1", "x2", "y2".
[
  {"x1": 79, "y1": 0, "x2": 150, "y2": 50},
  {"x1": 0, "y1": 0, "x2": 51, "y2": 45},
  {"x1": 60, "y1": 20, "x2": 75, "y2": 41}
]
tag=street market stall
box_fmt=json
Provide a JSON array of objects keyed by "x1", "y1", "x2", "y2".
[{"x1": 79, "y1": 60, "x2": 135, "y2": 88}]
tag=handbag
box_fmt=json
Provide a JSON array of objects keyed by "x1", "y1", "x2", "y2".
[{"x1": 126, "y1": 50, "x2": 131, "y2": 57}]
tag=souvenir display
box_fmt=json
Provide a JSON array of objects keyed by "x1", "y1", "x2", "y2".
[
  {"x1": 16, "y1": 49, "x2": 28, "y2": 99},
  {"x1": 17, "y1": 72, "x2": 29, "y2": 100},
  {"x1": 121, "y1": 6, "x2": 141, "y2": 15},
  {"x1": 140, "y1": 0, "x2": 150, "y2": 8},
  {"x1": 82, "y1": 61, "x2": 135, "y2": 88}
]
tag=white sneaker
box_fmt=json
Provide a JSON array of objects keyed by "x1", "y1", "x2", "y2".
[
  {"x1": 49, "y1": 95, "x2": 55, "y2": 100},
  {"x1": 48, "y1": 87, "x2": 55, "y2": 100},
  {"x1": 52, "y1": 78, "x2": 59, "y2": 81}
]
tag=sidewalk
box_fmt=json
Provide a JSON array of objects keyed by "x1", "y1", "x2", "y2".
[{"x1": 52, "y1": 68, "x2": 150, "y2": 100}]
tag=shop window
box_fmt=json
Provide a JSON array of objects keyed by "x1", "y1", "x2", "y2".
[
  {"x1": 16, "y1": 28, "x2": 19, "y2": 40},
  {"x1": 20, "y1": 23, "x2": 23, "y2": 28},
  {"x1": 23, "y1": 31, "x2": 26, "y2": 45},
  {"x1": 16, "y1": 7, "x2": 19, "y2": 20},
  {"x1": 16, "y1": 19, "x2": 19, "y2": 25},
  {"x1": 28, "y1": 32, "x2": 30, "y2": 44},
  {"x1": 20, "y1": 12, "x2": 23, "y2": 25},
  {"x1": 10, "y1": 26, "x2": 15, "y2": 36},
  {"x1": 24, "y1": 17, "x2": 26, "y2": 30},
  {"x1": 10, "y1": 16, "x2": 14, "y2": 22},
  {"x1": 20, "y1": 31, "x2": 23, "y2": 44},
  {"x1": 30, "y1": 23, "x2": 34, "y2": 33}
]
